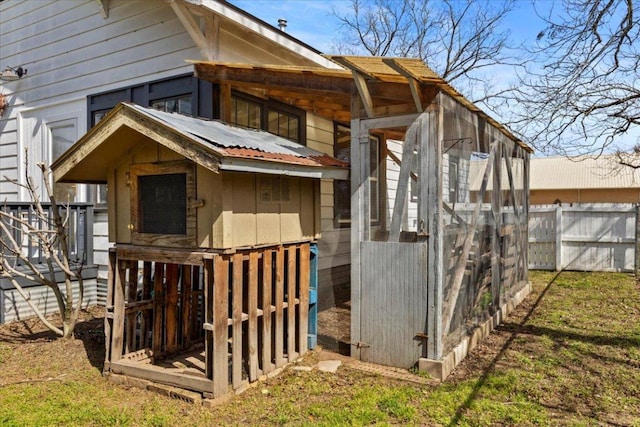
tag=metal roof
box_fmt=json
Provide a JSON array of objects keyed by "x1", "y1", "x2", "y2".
[
  {"x1": 529, "y1": 155, "x2": 640, "y2": 190},
  {"x1": 51, "y1": 103, "x2": 348, "y2": 183}
]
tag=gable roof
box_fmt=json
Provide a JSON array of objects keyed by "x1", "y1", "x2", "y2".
[
  {"x1": 51, "y1": 103, "x2": 348, "y2": 183},
  {"x1": 530, "y1": 155, "x2": 640, "y2": 190}
]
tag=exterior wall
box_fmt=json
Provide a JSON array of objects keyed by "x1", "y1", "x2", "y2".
[
  {"x1": 1, "y1": 278, "x2": 99, "y2": 324},
  {"x1": 530, "y1": 188, "x2": 640, "y2": 205},
  {"x1": 0, "y1": 0, "x2": 339, "y2": 309},
  {"x1": 107, "y1": 141, "x2": 318, "y2": 249},
  {"x1": 304, "y1": 114, "x2": 351, "y2": 308}
]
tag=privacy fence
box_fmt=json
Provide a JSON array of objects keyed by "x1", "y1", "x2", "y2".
[{"x1": 528, "y1": 204, "x2": 640, "y2": 273}]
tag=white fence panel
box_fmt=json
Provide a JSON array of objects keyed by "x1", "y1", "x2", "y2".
[{"x1": 529, "y1": 204, "x2": 637, "y2": 272}]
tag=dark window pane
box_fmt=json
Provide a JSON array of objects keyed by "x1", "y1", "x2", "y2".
[{"x1": 139, "y1": 173, "x2": 186, "y2": 235}]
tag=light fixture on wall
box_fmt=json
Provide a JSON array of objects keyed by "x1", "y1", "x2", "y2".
[{"x1": 0, "y1": 66, "x2": 27, "y2": 81}]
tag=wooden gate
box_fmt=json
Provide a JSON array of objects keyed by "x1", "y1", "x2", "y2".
[{"x1": 359, "y1": 241, "x2": 429, "y2": 368}]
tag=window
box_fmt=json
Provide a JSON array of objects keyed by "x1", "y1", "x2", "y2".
[
  {"x1": 151, "y1": 95, "x2": 192, "y2": 116},
  {"x1": 230, "y1": 92, "x2": 305, "y2": 144},
  {"x1": 139, "y1": 174, "x2": 187, "y2": 235},
  {"x1": 87, "y1": 74, "x2": 214, "y2": 207},
  {"x1": 333, "y1": 124, "x2": 381, "y2": 226},
  {"x1": 129, "y1": 161, "x2": 196, "y2": 247},
  {"x1": 49, "y1": 119, "x2": 79, "y2": 202}
]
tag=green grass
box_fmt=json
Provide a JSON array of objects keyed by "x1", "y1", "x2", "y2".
[{"x1": 1, "y1": 271, "x2": 639, "y2": 426}]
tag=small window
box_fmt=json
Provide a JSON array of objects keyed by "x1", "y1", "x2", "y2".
[
  {"x1": 151, "y1": 95, "x2": 192, "y2": 116},
  {"x1": 130, "y1": 161, "x2": 196, "y2": 247},
  {"x1": 333, "y1": 124, "x2": 381, "y2": 227},
  {"x1": 139, "y1": 173, "x2": 187, "y2": 235},
  {"x1": 229, "y1": 92, "x2": 305, "y2": 144}
]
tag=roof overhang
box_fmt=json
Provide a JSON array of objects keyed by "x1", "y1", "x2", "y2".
[
  {"x1": 51, "y1": 103, "x2": 349, "y2": 183},
  {"x1": 192, "y1": 56, "x2": 532, "y2": 152}
]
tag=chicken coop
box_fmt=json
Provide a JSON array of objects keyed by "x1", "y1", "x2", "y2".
[
  {"x1": 51, "y1": 102, "x2": 347, "y2": 399},
  {"x1": 192, "y1": 57, "x2": 532, "y2": 378}
]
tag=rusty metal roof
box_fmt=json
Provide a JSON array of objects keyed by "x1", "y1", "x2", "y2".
[{"x1": 52, "y1": 103, "x2": 348, "y2": 183}]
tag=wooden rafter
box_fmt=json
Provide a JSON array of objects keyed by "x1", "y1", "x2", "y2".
[{"x1": 170, "y1": 0, "x2": 219, "y2": 61}]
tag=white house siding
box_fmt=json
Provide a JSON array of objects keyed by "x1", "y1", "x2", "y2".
[
  {"x1": 304, "y1": 114, "x2": 351, "y2": 308},
  {"x1": 0, "y1": 0, "x2": 348, "y2": 313},
  {"x1": 1, "y1": 278, "x2": 98, "y2": 324}
]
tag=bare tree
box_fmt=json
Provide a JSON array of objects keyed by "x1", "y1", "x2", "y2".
[
  {"x1": 331, "y1": 0, "x2": 519, "y2": 104},
  {"x1": 0, "y1": 154, "x2": 84, "y2": 338},
  {"x1": 508, "y1": 0, "x2": 639, "y2": 156}
]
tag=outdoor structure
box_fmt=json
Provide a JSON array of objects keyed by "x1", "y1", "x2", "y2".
[
  {"x1": 527, "y1": 155, "x2": 640, "y2": 205},
  {"x1": 193, "y1": 56, "x2": 532, "y2": 378},
  {"x1": 0, "y1": 0, "x2": 346, "y2": 324},
  {"x1": 51, "y1": 102, "x2": 347, "y2": 398}
]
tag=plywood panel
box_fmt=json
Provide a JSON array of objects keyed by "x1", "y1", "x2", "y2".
[
  {"x1": 280, "y1": 178, "x2": 303, "y2": 242},
  {"x1": 231, "y1": 173, "x2": 257, "y2": 247},
  {"x1": 196, "y1": 166, "x2": 223, "y2": 249}
]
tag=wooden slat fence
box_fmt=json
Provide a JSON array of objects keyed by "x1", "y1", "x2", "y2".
[
  {"x1": 529, "y1": 204, "x2": 637, "y2": 272},
  {"x1": 105, "y1": 243, "x2": 310, "y2": 397}
]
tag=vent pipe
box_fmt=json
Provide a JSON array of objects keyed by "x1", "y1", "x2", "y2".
[{"x1": 278, "y1": 18, "x2": 287, "y2": 32}]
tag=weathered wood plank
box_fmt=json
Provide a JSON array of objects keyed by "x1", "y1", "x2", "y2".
[
  {"x1": 248, "y1": 252, "x2": 259, "y2": 381},
  {"x1": 104, "y1": 249, "x2": 116, "y2": 367},
  {"x1": 232, "y1": 253, "x2": 244, "y2": 388},
  {"x1": 274, "y1": 246, "x2": 285, "y2": 367},
  {"x1": 261, "y1": 249, "x2": 274, "y2": 374},
  {"x1": 152, "y1": 263, "x2": 164, "y2": 355},
  {"x1": 213, "y1": 255, "x2": 229, "y2": 397},
  {"x1": 298, "y1": 243, "x2": 310, "y2": 356},
  {"x1": 110, "y1": 360, "x2": 213, "y2": 394},
  {"x1": 110, "y1": 259, "x2": 126, "y2": 363},
  {"x1": 182, "y1": 265, "x2": 192, "y2": 349},
  {"x1": 287, "y1": 246, "x2": 298, "y2": 361},
  {"x1": 165, "y1": 264, "x2": 179, "y2": 354}
]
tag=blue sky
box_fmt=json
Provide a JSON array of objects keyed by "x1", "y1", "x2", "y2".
[{"x1": 229, "y1": 0, "x2": 551, "y2": 54}]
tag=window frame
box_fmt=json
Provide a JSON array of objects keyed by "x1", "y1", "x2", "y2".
[
  {"x1": 230, "y1": 91, "x2": 306, "y2": 144},
  {"x1": 129, "y1": 160, "x2": 197, "y2": 247},
  {"x1": 333, "y1": 123, "x2": 382, "y2": 228}
]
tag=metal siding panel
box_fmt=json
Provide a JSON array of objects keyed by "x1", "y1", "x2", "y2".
[
  {"x1": 360, "y1": 242, "x2": 428, "y2": 368},
  {"x1": 2, "y1": 279, "x2": 98, "y2": 324}
]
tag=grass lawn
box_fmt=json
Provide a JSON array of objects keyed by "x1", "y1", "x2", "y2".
[{"x1": 1, "y1": 270, "x2": 639, "y2": 426}]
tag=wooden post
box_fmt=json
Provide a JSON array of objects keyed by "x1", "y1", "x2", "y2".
[
  {"x1": 491, "y1": 143, "x2": 503, "y2": 309},
  {"x1": 555, "y1": 205, "x2": 563, "y2": 271},
  {"x1": 298, "y1": 243, "x2": 310, "y2": 356},
  {"x1": 152, "y1": 262, "x2": 164, "y2": 355},
  {"x1": 426, "y1": 106, "x2": 443, "y2": 360},
  {"x1": 212, "y1": 255, "x2": 229, "y2": 397},
  {"x1": 165, "y1": 264, "x2": 179, "y2": 354},
  {"x1": 274, "y1": 246, "x2": 285, "y2": 367},
  {"x1": 261, "y1": 249, "x2": 274, "y2": 374},
  {"x1": 110, "y1": 259, "x2": 126, "y2": 363},
  {"x1": 635, "y1": 205, "x2": 640, "y2": 278},
  {"x1": 141, "y1": 261, "x2": 152, "y2": 348},
  {"x1": 104, "y1": 248, "x2": 116, "y2": 369},
  {"x1": 287, "y1": 246, "x2": 298, "y2": 362},
  {"x1": 181, "y1": 265, "x2": 192, "y2": 349},
  {"x1": 248, "y1": 251, "x2": 259, "y2": 381},
  {"x1": 231, "y1": 253, "x2": 243, "y2": 388}
]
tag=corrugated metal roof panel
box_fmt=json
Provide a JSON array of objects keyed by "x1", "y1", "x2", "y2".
[{"x1": 530, "y1": 156, "x2": 640, "y2": 190}]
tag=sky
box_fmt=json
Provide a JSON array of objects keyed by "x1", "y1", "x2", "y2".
[{"x1": 229, "y1": 0, "x2": 550, "y2": 54}]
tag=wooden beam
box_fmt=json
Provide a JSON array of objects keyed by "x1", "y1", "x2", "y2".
[
  {"x1": 389, "y1": 124, "x2": 418, "y2": 241},
  {"x1": 170, "y1": 1, "x2": 213, "y2": 60},
  {"x1": 352, "y1": 71, "x2": 375, "y2": 118},
  {"x1": 382, "y1": 58, "x2": 424, "y2": 112}
]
